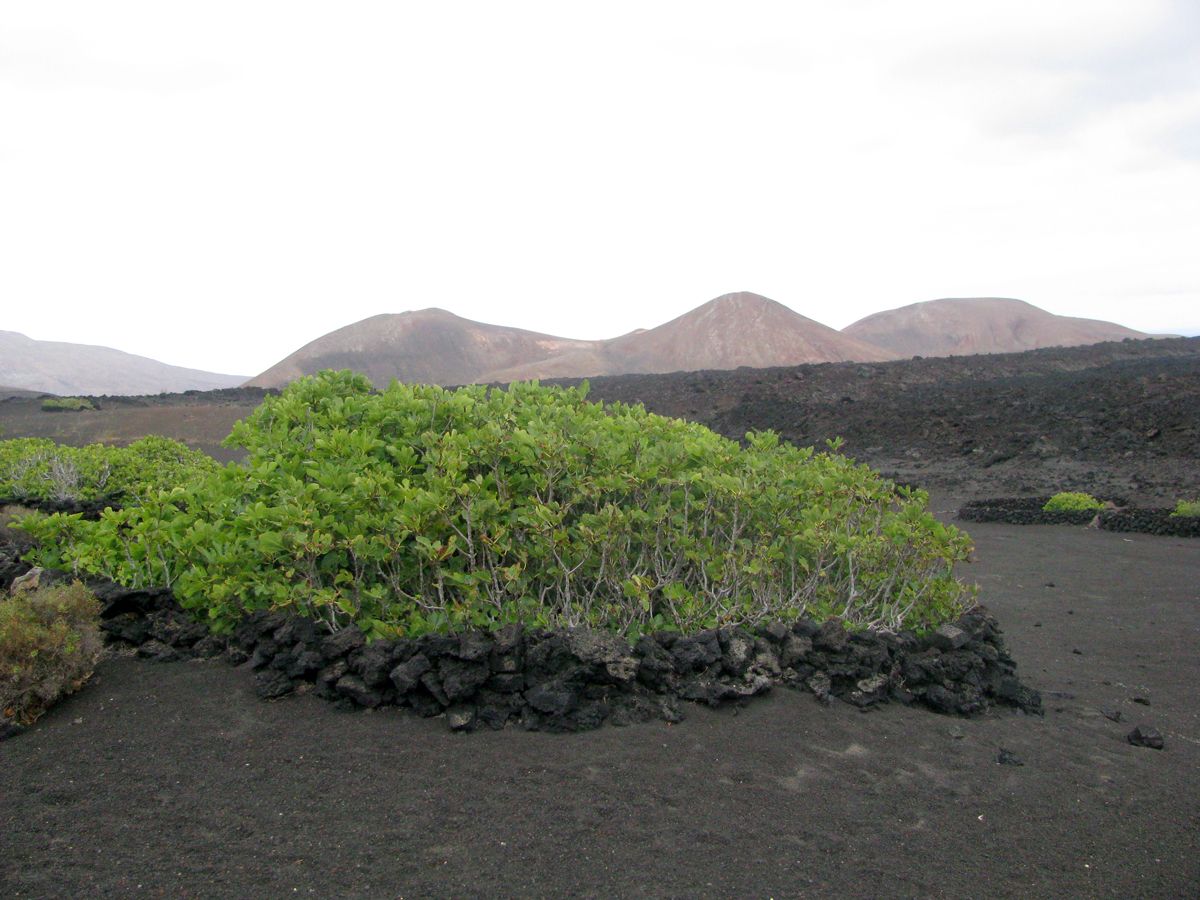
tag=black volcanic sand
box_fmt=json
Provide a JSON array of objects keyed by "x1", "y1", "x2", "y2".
[{"x1": 3, "y1": 509, "x2": 1198, "y2": 898}]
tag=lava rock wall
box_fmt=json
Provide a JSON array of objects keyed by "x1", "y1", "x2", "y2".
[
  {"x1": 58, "y1": 575, "x2": 1044, "y2": 732},
  {"x1": 959, "y1": 497, "x2": 1200, "y2": 538},
  {"x1": 0, "y1": 495, "x2": 123, "y2": 519}
]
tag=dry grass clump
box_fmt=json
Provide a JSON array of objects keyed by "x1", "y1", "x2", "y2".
[{"x1": 1, "y1": 581, "x2": 103, "y2": 727}]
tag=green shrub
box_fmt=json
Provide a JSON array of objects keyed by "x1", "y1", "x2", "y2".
[
  {"x1": 0, "y1": 438, "x2": 103, "y2": 503},
  {"x1": 24, "y1": 371, "x2": 976, "y2": 638},
  {"x1": 0, "y1": 436, "x2": 217, "y2": 504},
  {"x1": 106, "y1": 436, "x2": 221, "y2": 504},
  {"x1": 1171, "y1": 499, "x2": 1200, "y2": 518},
  {"x1": 0, "y1": 581, "x2": 103, "y2": 726},
  {"x1": 1043, "y1": 492, "x2": 1105, "y2": 513},
  {"x1": 41, "y1": 397, "x2": 94, "y2": 412}
]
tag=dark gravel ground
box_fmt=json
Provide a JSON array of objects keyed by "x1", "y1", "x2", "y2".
[{"x1": 3, "y1": 509, "x2": 1198, "y2": 898}]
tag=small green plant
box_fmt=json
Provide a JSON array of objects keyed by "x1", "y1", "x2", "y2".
[
  {"x1": 41, "y1": 397, "x2": 94, "y2": 412},
  {"x1": 1170, "y1": 498, "x2": 1200, "y2": 518},
  {"x1": 0, "y1": 581, "x2": 103, "y2": 726},
  {"x1": 1043, "y1": 492, "x2": 1105, "y2": 513}
]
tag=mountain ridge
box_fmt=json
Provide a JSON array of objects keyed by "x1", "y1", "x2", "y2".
[
  {"x1": 5, "y1": 294, "x2": 1154, "y2": 395},
  {"x1": 247, "y1": 291, "x2": 894, "y2": 389}
]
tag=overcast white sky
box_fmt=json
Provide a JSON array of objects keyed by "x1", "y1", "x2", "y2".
[{"x1": 3, "y1": 1, "x2": 1198, "y2": 376}]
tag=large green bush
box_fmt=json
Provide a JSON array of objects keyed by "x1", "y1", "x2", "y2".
[
  {"x1": 23, "y1": 371, "x2": 975, "y2": 638},
  {"x1": 0, "y1": 435, "x2": 217, "y2": 504},
  {"x1": 1, "y1": 581, "x2": 103, "y2": 726}
]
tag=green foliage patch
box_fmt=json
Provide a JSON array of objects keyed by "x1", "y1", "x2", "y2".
[
  {"x1": 40, "y1": 397, "x2": 95, "y2": 412},
  {"x1": 1043, "y1": 492, "x2": 1105, "y2": 513},
  {"x1": 1171, "y1": 498, "x2": 1200, "y2": 518},
  {"x1": 0, "y1": 581, "x2": 103, "y2": 726},
  {"x1": 23, "y1": 371, "x2": 976, "y2": 639},
  {"x1": 0, "y1": 436, "x2": 217, "y2": 504}
]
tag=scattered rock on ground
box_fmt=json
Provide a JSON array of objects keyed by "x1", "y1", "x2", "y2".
[
  {"x1": 997, "y1": 748, "x2": 1025, "y2": 766},
  {"x1": 1126, "y1": 726, "x2": 1165, "y2": 750}
]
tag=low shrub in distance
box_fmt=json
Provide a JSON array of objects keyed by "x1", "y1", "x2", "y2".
[
  {"x1": 24, "y1": 371, "x2": 976, "y2": 639},
  {"x1": 0, "y1": 581, "x2": 103, "y2": 726},
  {"x1": 1043, "y1": 492, "x2": 1105, "y2": 513},
  {"x1": 0, "y1": 435, "x2": 217, "y2": 504},
  {"x1": 41, "y1": 397, "x2": 94, "y2": 412},
  {"x1": 1171, "y1": 499, "x2": 1200, "y2": 518}
]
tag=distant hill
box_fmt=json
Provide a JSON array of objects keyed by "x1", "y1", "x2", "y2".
[
  {"x1": 249, "y1": 292, "x2": 891, "y2": 388},
  {"x1": 0, "y1": 384, "x2": 44, "y2": 400},
  {"x1": 842, "y1": 298, "x2": 1146, "y2": 358},
  {"x1": 246, "y1": 309, "x2": 604, "y2": 389},
  {"x1": 0, "y1": 331, "x2": 247, "y2": 396}
]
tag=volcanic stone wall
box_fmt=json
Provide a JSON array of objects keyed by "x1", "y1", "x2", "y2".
[
  {"x1": 959, "y1": 498, "x2": 1200, "y2": 538},
  {"x1": 42, "y1": 575, "x2": 1044, "y2": 732},
  {"x1": 1, "y1": 499, "x2": 1045, "y2": 732},
  {"x1": 0, "y1": 495, "x2": 122, "y2": 519}
]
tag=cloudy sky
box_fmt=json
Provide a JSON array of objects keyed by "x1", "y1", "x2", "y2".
[{"x1": 3, "y1": 1, "x2": 1198, "y2": 376}]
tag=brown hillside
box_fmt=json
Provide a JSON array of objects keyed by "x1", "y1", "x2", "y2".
[
  {"x1": 489, "y1": 292, "x2": 891, "y2": 381},
  {"x1": 0, "y1": 331, "x2": 246, "y2": 396},
  {"x1": 604, "y1": 292, "x2": 892, "y2": 371},
  {"x1": 842, "y1": 297, "x2": 1145, "y2": 357},
  {"x1": 250, "y1": 293, "x2": 891, "y2": 388},
  {"x1": 246, "y1": 309, "x2": 602, "y2": 389}
]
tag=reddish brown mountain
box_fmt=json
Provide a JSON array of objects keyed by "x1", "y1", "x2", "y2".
[
  {"x1": 246, "y1": 309, "x2": 604, "y2": 389},
  {"x1": 609, "y1": 292, "x2": 892, "y2": 371},
  {"x1": 248, "y1": 293, "x2": 891, "y2": 389},
  {"x1": 488, "y1": 292, "x2": 891, "y2": 381},
  {"x1": 842, "y1": 297, "x2": 1146, "y2": 358}
]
